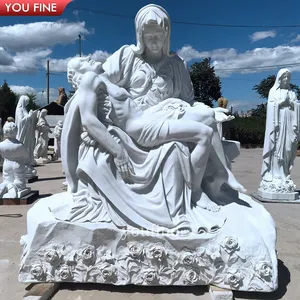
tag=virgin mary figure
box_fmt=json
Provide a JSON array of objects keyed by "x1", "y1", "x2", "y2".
[{"x1": 260, "y1": 68, "x2": 300, "y2": 195}]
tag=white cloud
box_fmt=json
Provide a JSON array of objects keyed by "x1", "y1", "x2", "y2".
[
  {"x1": 177, "y1": 45, "x2": 237, "y2": 63},
  {"x1": 291, "y1": 34, "x2": 300, "y2": 43},
  {"x1": 0, "y1": 47, "x2": 13, "y2": 65},
  {"x1": 10, "y1": 85, "x2": 37, "y2": 95},
  {"x1": 229, "y1": 100, "x2": 264, "y2": 111},
  {"x1": 249, "y1": 30, "x2": 276, "y2": 42},
  {"x1": 10, "y1": 86, "x2": 59, "y2": 105},
  {"x1": 0, "y1": 48, "x2": 52, "y2": 73},
  {"x1": 177, "y1": 45, "x2": 300, "y2": 77},
  {"x1": 90, "y1": 50, "x2": 110, "y2": 62},
  {"x1": 0, "y1": 21, "x2": 91, "y2": 52}
]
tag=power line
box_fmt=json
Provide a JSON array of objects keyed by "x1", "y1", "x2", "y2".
[
  {"x1": 214, "y1": 62, "x2": 300, "y2": 71},
  {"x1": 67, "y1": 6, "x2": 300, "y2": 28}
]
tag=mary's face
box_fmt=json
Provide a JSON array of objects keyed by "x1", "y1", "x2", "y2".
[
  {"x1": 143, "y1": 23, "x2": 166, "y2": 54},
  {"x1": 280, "y1": 72, "x2": 291, "y2": 88}
]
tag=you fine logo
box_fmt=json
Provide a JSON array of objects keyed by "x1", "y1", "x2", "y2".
[{"x1": 0, "y1": 0, "x2": 72, "y2": 16}]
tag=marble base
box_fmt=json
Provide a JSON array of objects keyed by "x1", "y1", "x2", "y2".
[
  {"x1": 253, "y1": 192, "x2": 300, "y2": 203},
  {"x1": 17, "y1": 188, "x2": 31, "y2": 198},
  {"x1": 35, "y1": 158, "x2": 51, "y2": 165},
  {"x1": 19, "y1": 192, "x2": 278, "y2": 292},
  {"x1": 257, "y1": 190, "x2": 299, "y2": 201},
  {"x1": 1, "y1": 190, "x2": 39, "y2": 205}
]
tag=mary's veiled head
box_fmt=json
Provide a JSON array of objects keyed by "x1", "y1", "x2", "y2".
[
  {"x1": 134, "y1": 4, "x2": 171, "y2": 56},
  {"x1": 274, "y1": 68, "x2": 291, "y2": 90}
]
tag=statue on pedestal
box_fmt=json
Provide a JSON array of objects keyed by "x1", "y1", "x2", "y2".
[
  {"x1": 19, "y1": 4, "x2": 278, "y2": 293},
  {"x1": 259, "y1": 68, "x2": 300, "y2": 200},
  {"x1": 53, "y1": 120, "x2": 63, "y2": 160},
  {"x1": 15, "y1": 95, "x2": 38, "y2": 179},
  {"x1": 55, "y1": 87, "x2": 68, "y2": 106},
  {"x1": 34, "y1": 109, "x2": 52, "y2": 161},
  {"x1": 0, "y1": 122, "x2": 31, "y2": 198}
]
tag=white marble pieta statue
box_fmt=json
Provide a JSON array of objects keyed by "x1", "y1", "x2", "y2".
[
  {"x1": 259, "y1": 68, "x2": 300, "y2": 200},
  {"x1": 0, "y1": 122, "x2": 31, "y2": 198},
  {"x1": 34, "y1": 109, "x2": 52, "y2": 161},
  {"x1": 20, "y1": 4, "x2": 277, "y2": 293},
  {"x1": 15, "y1": 95, "x2": 38, "y2": 178}
]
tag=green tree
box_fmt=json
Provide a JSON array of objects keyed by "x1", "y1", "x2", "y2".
[
  {"x1": 0, "y1": 80, "x2": 18, "y2": 125},
  {"x1": 25, "y1": 93, "x2": 40, "y2": 110},
  {"x1": 253, "y1": 75, "x2": 300, "y2": 99},
  {"x1": 251, "y1": 103, "x2": 267, "y2": 119},
  {"x1": 190, "y1": 58, "x2": 222, "y2": 107}
]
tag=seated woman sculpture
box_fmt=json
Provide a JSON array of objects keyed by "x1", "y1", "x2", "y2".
[
  {"x1": 57, "y1": 4, "x2": 245, "y2": 234},
  {"x1": 260, "y1": 68, "x2": 300, "y2": 194}
]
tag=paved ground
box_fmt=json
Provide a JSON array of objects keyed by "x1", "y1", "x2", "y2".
[{"x1": 0, "y1": 149, "x2": 299, "y2": 300}]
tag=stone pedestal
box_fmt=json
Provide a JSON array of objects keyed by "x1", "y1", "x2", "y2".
[
  {"x1": 19, "y1": 192, "x2": 278, "y2": 292},
  {"x1": 257, "y1": 190, "x2": 299, "y2": 201}
]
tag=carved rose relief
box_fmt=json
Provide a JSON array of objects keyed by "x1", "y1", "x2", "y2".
[{"x1": 22, "y1": 235, "x2": 274, "y2": 291}]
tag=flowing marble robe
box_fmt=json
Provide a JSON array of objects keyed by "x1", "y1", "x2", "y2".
[
  {"x1": 34, "y1": 113, "x2": 51, "y2": 159},
  {"x1": 261, "y1": 69, "x2": 300, "y2": 182},
  {"x1": 56, "y1": 45, "x2": 226, "y2": 234},
  {"x1": 15, "y1": 96, "x2": 37, "y2": 166}
]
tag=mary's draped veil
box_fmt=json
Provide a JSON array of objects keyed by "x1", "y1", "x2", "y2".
[{"x1": 133, "y1": 4, "x2": 172, "y2": 57}]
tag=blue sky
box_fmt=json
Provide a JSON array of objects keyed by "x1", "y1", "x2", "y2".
[{"x1": 1, "y1": 0, "x2": 300, "y2": 112}]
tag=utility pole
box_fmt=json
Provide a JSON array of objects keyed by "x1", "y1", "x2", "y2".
[
  {"x1": 78, "y1": 34, "x2": 82, "y2": 57},
  {"x1": 46, "y1": 60, "x2": 50, "y2": 104}
]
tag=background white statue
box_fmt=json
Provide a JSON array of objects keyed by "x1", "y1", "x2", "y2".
[
  {"x1": 259, "y1": 68, "x2": 300, "y2": 197},
  {"x1": 15, "y1": 95, "x2": 38, "y2": 178},
  {"x1": 53, "y1": 120, "x2": 63, "y2": 160},
  {"x1": 0, "y1": 122, "x2": 31, "y2": 198},
  {"x1": 34, "y1": 109, "x2": 52, "y2": 160}
]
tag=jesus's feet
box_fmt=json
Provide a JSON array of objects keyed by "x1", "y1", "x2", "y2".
[{"x1": 196, "y1": 190, "x2": 220, "y2": 212}]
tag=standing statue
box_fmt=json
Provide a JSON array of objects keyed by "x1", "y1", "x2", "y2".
[
  {"x1": 15, "y1": 95, "x2": 38, "y2": 178},
  {"x1": 53, "y1": 120, "x2": 63, "y2": 160},
  {"x1": 0, "y1": 122, "x2": 31, "y2": 198},
  {"x1": 20, "y1": 4, "x2": 277, "y2": 293},
  {"x1": 34, "y1": 109, "x2": 52, "y2": 161},
  {"x1": 216, "y1": 96, "x2": 233, "y2": 138},
  {"x1": 55, "y1": 87, "x2": 68, "y2": 106},
  {"x1": 259, "y1": 68, "x2": 300, "y2": 199}
]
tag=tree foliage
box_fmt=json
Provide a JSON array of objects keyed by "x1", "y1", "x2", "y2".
[
  {"x1": 0, "y1": 80, "x2": 18, "y2": 125},
  {"x1": 251, "y1": 103, "x2": 267, "y2": 119},
  {"x1": 25, "y1": 93, "x2": 40, "y2": 111},
  {"x1": 253, "y1": 75, "x2": 300, "y2": 99},
  {"x1": 190, "y1": 58, "x2": 222, "y2": 107}
]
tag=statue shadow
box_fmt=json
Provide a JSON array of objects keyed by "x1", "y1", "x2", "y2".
[
  {"x1": 212, "y1": 184, "x2": 252, "y2": 208},
  {"x1": 58, "y1": 283, "x2": 207, "y2": 297},
  {"x1": 37, "y1": 176, "x2": 65, "y2": 182},
  {"x1": 234, "y1": 259, "x2": 290, "y2": 299},
  {"x1": 38, "y1": 193, "x2": 53, "y2": 199}
]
